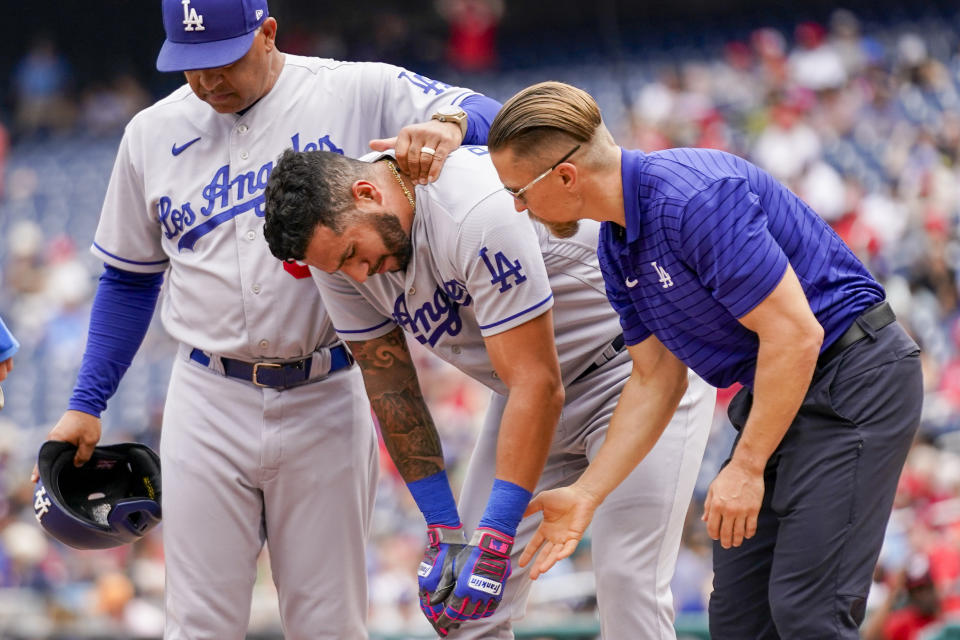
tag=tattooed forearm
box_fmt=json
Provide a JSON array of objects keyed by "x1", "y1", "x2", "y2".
[{"x1": 349, "y1": 328, "x2": 444, "y2": 481}]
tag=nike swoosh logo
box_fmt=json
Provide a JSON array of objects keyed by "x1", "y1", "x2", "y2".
[
  {"x1": 171, "y1": 137, "x2": 201, "y2": 156},
  {"x1": 625, "y1": 277, "x2": 639, "y2": 288}
]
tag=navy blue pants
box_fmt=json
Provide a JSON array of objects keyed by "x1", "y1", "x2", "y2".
[{"x1": 708, "y1": 320, "x2": 922, "y2": 639}]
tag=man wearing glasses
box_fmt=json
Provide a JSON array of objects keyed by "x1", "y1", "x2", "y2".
[
  {"x1": 487, "y1": 81, "x2": 923, "y2": 639},
  {"x1": 262, "y1": 147, "x2": 715, "y2": 638}
]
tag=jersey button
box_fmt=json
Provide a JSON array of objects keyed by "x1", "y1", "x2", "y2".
[
  {"x1": 246, "y1": 230, "x2": 256, "y2": 241},
  {"x1": 252, "y1": 284, "x2": 261, "y2": 294},
  {"x1": 451, "y1": 346, "x2": 462, "y2": 354},
  {"x1": 408, "y1": 287, "x2": 416, "y2": 295},
  {"x1": 259, "y1": 339, "x2": 269, "y2": 349},
  {"x1": 239, "y1": 151, "x2": 249, "y2": 160},
  {"x1": 237, "y1": 124, "x2": 249, "y2": 134}
]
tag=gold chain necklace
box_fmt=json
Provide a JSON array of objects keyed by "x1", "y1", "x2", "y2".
[{"x1": 386, "y1": 160, "x2": 416, "y2": 211}]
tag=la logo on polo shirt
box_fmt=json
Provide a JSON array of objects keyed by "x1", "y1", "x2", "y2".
[{"x1": 651, "y1": 261, "x2": 674, "y2": 288}]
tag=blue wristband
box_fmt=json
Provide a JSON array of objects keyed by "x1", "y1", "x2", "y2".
[
  {"x1": 407, "y1": 470, "x2": 460, "y2": 527},
  {"x1": 477, "y1": 478, "x2": 533, "y2": 537}
]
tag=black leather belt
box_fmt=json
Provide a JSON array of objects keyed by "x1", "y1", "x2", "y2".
[
  {"x1": 575, "y1": 334, "x2": 626, "y2": 382},
  {"x1": 189, "y1": 344, "x2": 353, "y2": 389},
  {"x1": 817, "y1": 300, "x2": 896, "y2": 368}
]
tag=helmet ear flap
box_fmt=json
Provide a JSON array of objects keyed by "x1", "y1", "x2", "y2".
[
  {"x1": 33, "y1": 441, "x2": 162, "y2": 550},
  {"x1": 108, "y1": 499, "x2": 163, "y2": 536}
]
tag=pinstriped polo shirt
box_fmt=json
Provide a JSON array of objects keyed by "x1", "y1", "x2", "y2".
[{"x1": 597, "y1": 148, "x2": 884, "y2": 389}]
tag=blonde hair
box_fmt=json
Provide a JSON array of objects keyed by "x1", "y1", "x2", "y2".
[{"x1": 489, "y1": 81, "x2": 603, "y2": 159}]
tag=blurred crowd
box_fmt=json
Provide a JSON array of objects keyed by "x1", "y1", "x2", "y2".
[
  {"x1": 0, "y1": 0, "x2": 507, "y2": 147},
  {"x1": 0, "y1": 5, "x2": 959, "y2": 639}
]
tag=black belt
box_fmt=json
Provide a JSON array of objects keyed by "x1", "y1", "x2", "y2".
[
  {"x1": 817, "y1": 300, "x2": 896, "y2": 368},
  {"x1": 189, "y1": 344, "x2": 353, "y2": 389},
  {"x1": 575, "y1": 334, "x2": 626, "y2": 382}
]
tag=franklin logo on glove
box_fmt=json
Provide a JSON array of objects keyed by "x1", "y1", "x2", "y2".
[{"x1": 467, "y1": 575, "x2": 502, "y2": 596}]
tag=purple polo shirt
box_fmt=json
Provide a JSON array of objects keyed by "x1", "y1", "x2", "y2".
[{"x1": 597, "y1": 148, "x2": 884, "y2": 388}]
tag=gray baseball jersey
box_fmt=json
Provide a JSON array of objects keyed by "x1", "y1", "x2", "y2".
[
  {"x1": 90, "y1": 55, "x2": 481, "y2": 639},
  {"x1": 316, "y1": 148, "x2": 717, "y2": 639},
  {"x1": 315, "y1": 147, "x2": 623, "y2": 389},
  {"x1": 93, "y1": 55, "x2": 479, "y2": 360}
]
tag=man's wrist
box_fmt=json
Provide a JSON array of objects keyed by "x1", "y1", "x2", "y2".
[
  {"x1": 67, "y1": 399, "x2": 104, "y2": 419},
  {"x1": 731, "y1": 439, "x2": 768, "y2": 474},
  {"x1": 574, "y1": 471, "x2": 613, "y2": 508},
  {"x1": 431, "y1": 105, "x2": 468, "y2": 141},
  {"x1": 426, "y1": 523, "x2": 466, "y2": 545},
  {"x1": 407, "y1": 470, "x2": 461, "y2": 527},
  {"x1": 468, "y1": 527, "x2": 514, "y2": 552},
  {"x1": 435, "y1": 119, "x2": 464, "y2": 142},
  {"x1": 477, "y1": 478, "x2": 531, "y2": 537}
]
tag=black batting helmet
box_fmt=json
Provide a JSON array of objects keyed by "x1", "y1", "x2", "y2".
[{"x1": 33, "y1": 440, "x2": 162, "y2": 549}]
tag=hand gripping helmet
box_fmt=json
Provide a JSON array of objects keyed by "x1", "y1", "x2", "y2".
[{"x1": 33, "y1": 441, "x2": 162, "y2": 549}]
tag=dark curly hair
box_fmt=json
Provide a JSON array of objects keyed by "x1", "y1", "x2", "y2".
[{"x1": 263, "y1": 149, "x2": 369, "y2": 261}]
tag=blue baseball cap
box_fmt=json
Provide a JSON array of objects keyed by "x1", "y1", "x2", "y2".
[{"x1": 156, "y1": 0, "x2": 269, "y2": 72}]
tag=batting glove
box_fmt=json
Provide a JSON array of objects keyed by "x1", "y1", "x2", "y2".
[
  {"x1": 418, "y1": 524, "x2": 467, "y2": 635},
  {"x1": 436, "y1": 527, "x2": 514, "y2": 630}
]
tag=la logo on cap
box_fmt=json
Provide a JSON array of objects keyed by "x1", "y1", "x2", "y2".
[{"x1": 181, "y1": 0, "x2": 206, "y2": 32}]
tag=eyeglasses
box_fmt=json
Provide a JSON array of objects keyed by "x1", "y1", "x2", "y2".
[{"x1": 504, "y1": 144, "x2": 581, "y2": 202}]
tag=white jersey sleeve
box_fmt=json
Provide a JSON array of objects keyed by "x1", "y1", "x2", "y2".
[
  {"x1": 355, "y1": 62, "x2": 476, "y2": 138},
  {"x1": 447, "y1": 191, "x2": 553, "y2": 338},
  {"x1": 92, "y1": 122, "x2": 169, "y2": 274}
]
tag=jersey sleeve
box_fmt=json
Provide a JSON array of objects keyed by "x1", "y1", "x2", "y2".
[
  {"x1": 677, "y1": 177, "x2": 789, "y2": 319},
  {"x1": 90, "y1": 129, "x2": 169, "y2": 274},
  {"x1": 454, "y1": 194, "x2": 554, "y2": 337},
  {"x1": 356, "y1": 62, "x2": 478, "y2": 140},
  {"x1": 597, "y1": 232, "x2": 652, "y2": 346},
  {"x1": 459, "y1": 94, "x2": 501, "y2": 145},
  {"x1": 312, "y1": 270, "x2": 397, "y2": 341}
]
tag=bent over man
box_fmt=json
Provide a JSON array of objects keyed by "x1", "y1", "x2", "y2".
[
  {"x1": 263, "y1": 146, "x2": 715, "y2": 638},
  {"x1": 487, "y1": 81, "x2": 923, "y2": 639}
]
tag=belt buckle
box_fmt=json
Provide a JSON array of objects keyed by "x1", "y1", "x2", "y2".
[{"x1": 252, "y1": 362, "x2": 282, "y2": 387}]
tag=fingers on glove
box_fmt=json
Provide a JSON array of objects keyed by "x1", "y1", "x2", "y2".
[
  {"x1": 420, "y1": 580, "x2": 454, "y2": 636},
  {"x1": 433, "y1": 612, "x2": 459, "y2": 636},
  {"x1": 423, "y1": 558, "x2": 456, "y2": 607},
  {"x1": 419, "y1": 595, "x2": 447, "y2": 636},
  {"x1": 420, "y1": 596, "x2": 442, "y2": 621},
  {"x1": 428, "y1": 558, "x2": 457, "y2": 606},
  {"x1": 419, "y1": 526, "x2": 464, "y2": 591},
  {"x1": 438, "y1": 596, "x2": 499, "y2": 626},
  {"x1": 419, "y1": 542, "x2": 462, "y2": 605}
]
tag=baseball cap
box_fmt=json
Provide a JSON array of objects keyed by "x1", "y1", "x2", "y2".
[{"x1": 156, "y1": 0, "x2": 269, "y2": 72}]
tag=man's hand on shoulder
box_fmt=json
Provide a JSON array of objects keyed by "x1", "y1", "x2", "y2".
[{"x1": 369, "y1": 119, "x2": 463, "y2": 185}]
